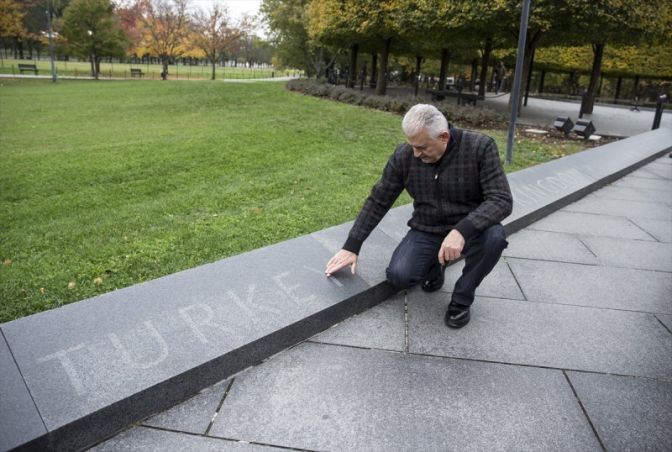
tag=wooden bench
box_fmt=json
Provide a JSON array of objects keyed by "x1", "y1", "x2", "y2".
[
  {"x1": 130, "y1": 68, "x2": 144, "y2": 78},
  {"x1": 426, "y1": 88, "x2": 481, "y2": 106},
  {"x1": 18, "y1": 63, "x2": 38, "y2": 75}
]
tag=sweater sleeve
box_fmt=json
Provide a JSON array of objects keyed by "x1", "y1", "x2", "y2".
[
  {"x1": 454, "y1": 137, "x2": 512, "y2": 240},
  {"x1": 343, "y1": 146, "x2": 406, "y2": 254}
]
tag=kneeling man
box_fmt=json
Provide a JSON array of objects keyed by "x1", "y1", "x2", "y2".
[{"x1": 325, "y1": 104, "x2": 512, "y2": 328}]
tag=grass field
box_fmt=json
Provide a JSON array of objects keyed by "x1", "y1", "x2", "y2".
[
  {"x1": 0, "y1": 79, "x2": 589, "y2": 323},
  {"x1": 0, "y1": 58, "x2": 295, "y2": 80}
]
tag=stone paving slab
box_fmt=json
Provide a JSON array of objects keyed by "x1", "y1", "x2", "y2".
[
  {"x1": 586, "y1": 185, "x2": 670, "y2": 204},
  {"x1": 91, "y1": 426, "x2": 281, "y2": 451},
  {"x1": 502, "y1": 229, "x2": 598, "y2": 265},
  {"x1": 657, "y1": 314, "x2": 672, "y2": 333},
  {"x1": 310, "y1": 293, "x2": 405, "y2": 351},
  {"x1": 614, "y1": 174, "x2": 672, "y2": 192},
  {"x1": 528, "y1": 210, "x2": 657, "y2": 240},
  {"x1": 0, "y1": 235, "x2": 374, "y2": 450},
  {"x1": 210, "y1": 342, "x2": 601, "y2": 451},
  {"x1": 581, "y1": 235, "x2": 672, "y2": 272},
  {"x1": 644, "y1": 163, "x2": 672, "y2": 179},
  {"x1": 311, "y1": 220, "x2": 399, "y2": 286},
  {"x1": 407, "y1": 293, "x2": 672, "y2": 380},
  {"x1": 376, "y1": 203, "x2": 413, "y2": 242},
  {"x1": 628, "y1": 167, "x2": 667, "y2": 180},
  {"x1": 439, "y1": 259, "x2": 525, "y2": 300},
  {"x1": 0, "y1": 334, "x2": 48, "y2": 452},
  {"x1": 562, "y1": 197, "x2": 672, "y2": 221},
  {"x1": 142, "y1": 379, "x2": 230, "y2": 434},
  {"x1": 507, "y1": 258, "x2": 672, "y2": 313},
  {"x1": 567, "y1": 372, "x2": 672, "y2": 452},
  {"x1": 628, "y1": 218, "x2": 672, "y2": 242}
]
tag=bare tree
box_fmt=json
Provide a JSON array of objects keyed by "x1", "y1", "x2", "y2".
[
  {"x1": 192, "y1": 3, "x2": 242, "y2": 80},
  {"x1": 141, "y1": 0, "x2": 189, "y2": 80}
]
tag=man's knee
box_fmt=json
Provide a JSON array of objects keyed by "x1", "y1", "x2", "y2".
[
  {"x1": 481, "y1": 224, "x2": 508, "y2": 255},
  {"x1": 386, "y1": 262, "x2": 415, "y2": 289}
]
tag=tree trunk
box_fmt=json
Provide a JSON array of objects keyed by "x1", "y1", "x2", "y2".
[
  {"x1": 470, "y1": 58, "x2": 478, "y2": 91},
  {"x1": 508, "y1": 30, "x2": 541, "y2": 116},
  {"x1": 211, "y1": 58, "x2": 216, "y2": 80},
  {"x1": 162, "y1": 57, "x2": 168, "y2": 80},
  {"x1": 90, "y1": 55, "x2": 96, "y2": 78},
  {"x1": 376, "y1": 37, "x2": 391, "y2": 96},
  {"x1": 348, "y1": 43, "x2": 358, "y2": 88},
  {"x1": 414, "y1": 55, "x2": 422, "y2": 97},
  {"x1": 95, "y1": 58, "x2": 101, "y2": 79},
  {"x1": 583, "y1": 43, "x2": 605, "y2": 114},
  {"x1": 438, "y1": 48, "x2": 449, "y2": 90},
  {"x1": 539, "y1": 69, "x2": 546, "y2": 94},
  {"x1": 370, "y1": 53, "x2": 377, "y2": 88},
  {"x1": 478, "y1": 37, "x2": 492, "y2": 98},
  {"x1": 614, "y1": 76, "x2": 622, "y2": 104},
  {"x1": 524, "y1": 46, "x2": 535, "y2": 106}
]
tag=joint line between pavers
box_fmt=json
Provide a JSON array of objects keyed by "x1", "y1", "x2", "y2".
[
  {"x1": 0, "y1": 327, "x2": 49, "y2": 435},
  {"x1": 505, "y1": 260, "x2": 529, "y2": 301},
  {"x1": 654, "y1": 315, "x2": 672, "y2": 336},
  {"x1": 308, "y1": 340, "x2": 672, "y2": 384},
  {"x1": 404, "y1": 290, "x2": 410, "y2": 354},
  {"x1": 143, "y1": 424, "x2": 322, "y2": 451},
  {"x1": 562, "y1": 370, "x2": 607, "y2": 452},
  {"x1": 204, "y1": 378, "x2": 236, "y2": 436},
  {"x1": 505, "y1": 255, "x2": 672, "y2": 275},
  {"x1": 576, "y1": 237, "x2": 599, "y2": 258},
  {"x1": 625, "y1": 217, "x2": 664, "y2": 242},
  {"x1": 515, "y1": 295, "x2": 672, "y2": 316}
]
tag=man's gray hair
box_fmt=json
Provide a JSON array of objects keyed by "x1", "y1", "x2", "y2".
[{"x1": 402, "y1": 104, "x2": 448, "y2": 139}]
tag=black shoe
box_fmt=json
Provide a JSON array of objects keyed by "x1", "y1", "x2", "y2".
[
  {"x1": 444, "y1": 303, "x2": 470, "y2": 329},
  {"x1": 421, "y1": 264, "x2": 445, "y2": 292}
]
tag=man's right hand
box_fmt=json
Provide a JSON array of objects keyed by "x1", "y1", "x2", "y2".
[{"x1": 325, "y1": 249, "x2": 358, "y2": 277}]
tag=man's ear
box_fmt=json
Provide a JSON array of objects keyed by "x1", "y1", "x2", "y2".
[{"x1": 439, "y1": 131, "x2": 450, "y2": 143}]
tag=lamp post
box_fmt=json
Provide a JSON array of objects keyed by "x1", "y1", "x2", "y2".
[
  {"x1": 505, "y1": 0, "x2": 531, "y2": 165},
  {"x1": 46, "y1": 0, "x2": 57, "y2": 82},
  {"x1": 87, "y1": 30, "x2": 97, "y2": 79}
]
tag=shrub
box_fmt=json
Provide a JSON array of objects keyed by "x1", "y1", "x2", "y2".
[{"x1": 286, "y1": 79, "x2": 507, "y2": 128}]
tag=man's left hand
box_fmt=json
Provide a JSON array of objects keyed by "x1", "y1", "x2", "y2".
[{"x1": 438, "y1": 229, "x2": 465, "y2": 265}]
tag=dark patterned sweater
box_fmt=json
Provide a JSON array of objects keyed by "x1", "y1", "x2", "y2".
[{"x1": 343, "y1": 126, "x2": 513, "y2": 254}]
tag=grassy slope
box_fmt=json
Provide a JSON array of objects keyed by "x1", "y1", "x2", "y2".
[{"x1": 0, "y1": 79, "x2": 586, "y2": 322}]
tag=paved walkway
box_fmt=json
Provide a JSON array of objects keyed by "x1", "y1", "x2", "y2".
[
  {"x1": 91, "y1": 156, "x2": 672, "y2": 451},
  {"x1": 481, "y1": 93, "x2": 672, "y2": 138}
]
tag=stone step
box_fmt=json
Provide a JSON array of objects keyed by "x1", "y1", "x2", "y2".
[{"x1": 2, "y1": 127, "x2": 670, "y2": 451}]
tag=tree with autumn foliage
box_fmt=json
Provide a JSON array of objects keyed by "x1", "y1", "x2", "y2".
[
  {"x1": 562, "y1": 0, "x2": 670, "y2": 113},
  {"x1": 192, "y1": 4, "x2": 242, "y2": 80},
  {"x1": 261, "y1": 0, "x2": 338, "y2": 78},
  {"x1": 0, "y1": 0, "x2": 28, "y2": 59},
  {"x1": 139, "y1": 0, "x2": 189, "y2": 79},
  {"x1": 307, "y1": 0, "x2": 407, "y2": 95},
  {"x1": 61, "y1": 0, "x2": 129, "y2": 78}
]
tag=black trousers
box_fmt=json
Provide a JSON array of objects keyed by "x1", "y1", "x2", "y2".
[{"x1": 385, "y1": 224, "x2": 508, "y2": 307}]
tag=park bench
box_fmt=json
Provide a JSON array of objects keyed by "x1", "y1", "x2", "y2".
[
  {"x1": 130, "y1": 68, "x2": 144, "y2": 78},
  {"x1": 426, "y1": 88, "x2": 481, "y2": 106},
  {"x1": 18, "y1": 63, "x2": 38, "y2": 75}
]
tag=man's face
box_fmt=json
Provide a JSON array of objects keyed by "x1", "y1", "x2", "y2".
[{"x1": 406, "y1": 128, "x2": 450, "y2": 164}]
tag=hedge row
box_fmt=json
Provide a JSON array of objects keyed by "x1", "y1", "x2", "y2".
[{"x1": 286, "y1": 79, "x2": 507, "y2": 128}]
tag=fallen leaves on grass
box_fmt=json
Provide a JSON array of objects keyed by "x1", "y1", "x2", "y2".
[{"x1": 67, "y1": 282, "x2": 76, "y2": 289}]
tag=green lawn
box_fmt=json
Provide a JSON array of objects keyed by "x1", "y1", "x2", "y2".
[
  {"x1": 0, "y1": 79, "x2": 587, "y2": 323},
  {"x1": 0, "y1": 58, "x2": 296, "y2": 80}
]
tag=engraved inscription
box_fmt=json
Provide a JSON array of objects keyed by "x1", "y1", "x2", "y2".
[
  {"x1": 178, "y1": 303, "x2": 234, "y2": 345},
  {"x1": 108, "y1": 321, "x2": 169, "y2": 370},
  {"x1": 37, "y1": 344, "x2": 87, "y2": 396},
  {"x1": 36, "y1": 266, "x2": 339, "y2": 395}
]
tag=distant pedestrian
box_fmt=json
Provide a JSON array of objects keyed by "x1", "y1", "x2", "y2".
[{"x1": 494, "y1": 61, "x2": 507, "y2": 94}]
